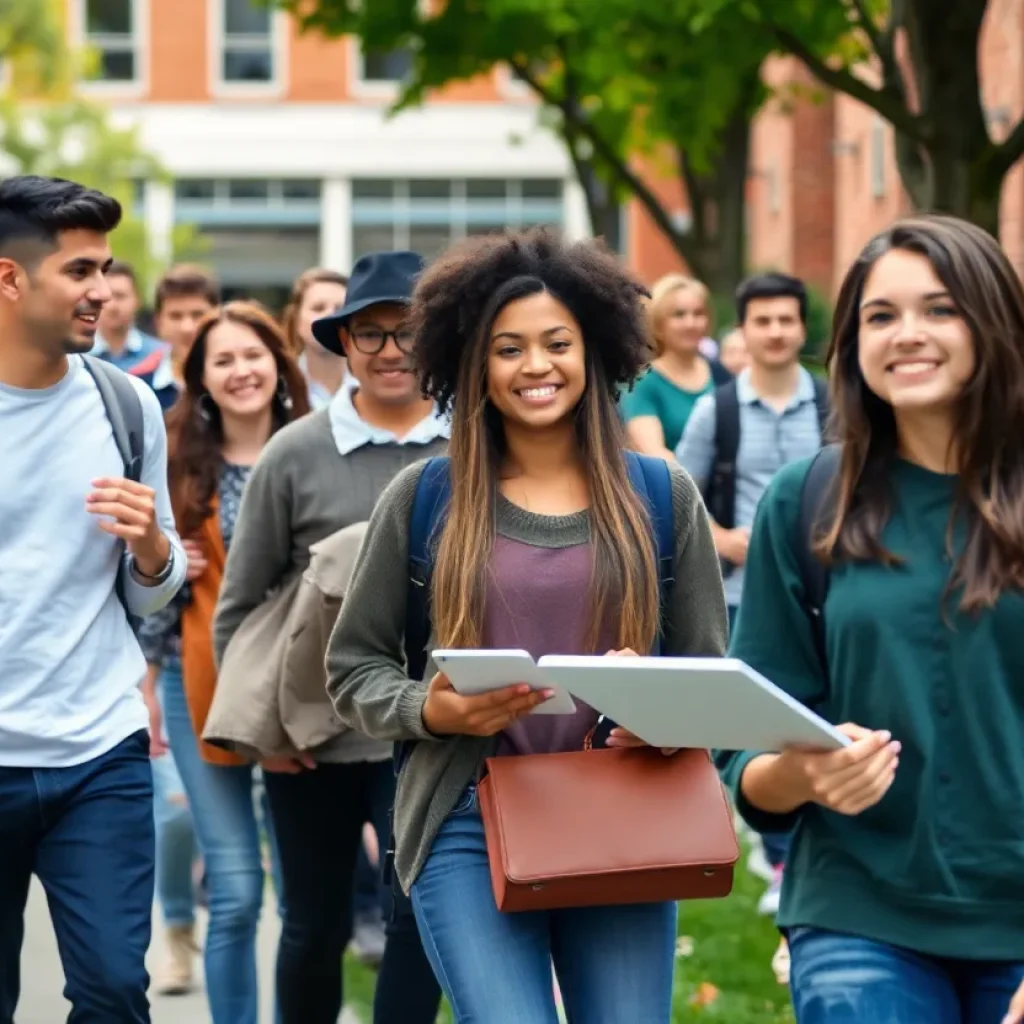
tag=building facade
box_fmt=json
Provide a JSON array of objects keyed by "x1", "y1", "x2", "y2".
[{"x1": 70, "y1": 0, "x2": 594, "y2": 304}]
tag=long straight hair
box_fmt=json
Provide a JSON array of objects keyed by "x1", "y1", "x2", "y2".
[
  {"x1": 816, "y1": 215, "x2": 1024, "y2": 612},
  {"x1": 430, "y1": 277, "x2": 661, "y2": 653}
]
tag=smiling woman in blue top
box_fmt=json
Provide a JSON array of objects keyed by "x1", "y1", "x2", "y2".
[{"x1": 718, "y1": 215, "x2": 1024, "y2": 1023}]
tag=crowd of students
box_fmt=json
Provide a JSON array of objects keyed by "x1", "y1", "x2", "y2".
[{"x1": 1, "y1": 172, "x2": 1023, "y2": 1024}]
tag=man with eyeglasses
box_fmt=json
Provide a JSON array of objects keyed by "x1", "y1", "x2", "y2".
[{"x1": 214, "y1": 250, "x2": 447, "y2": 1024}]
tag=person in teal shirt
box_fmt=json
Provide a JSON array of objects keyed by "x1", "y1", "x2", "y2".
[
  {"x1": 718, "y1": 215, "x2": 1024, "y2": 1024},
  {"x1": 622, "y1": 273, "x2": 730, "y2": 458}
]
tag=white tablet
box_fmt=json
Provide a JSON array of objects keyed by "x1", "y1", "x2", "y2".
[
  {"x1": 537, "y1": 655, "x2": 849, "y2": 751},
  {"x1": 432, "y1": 649, "x2": 577, "y2": 716}
]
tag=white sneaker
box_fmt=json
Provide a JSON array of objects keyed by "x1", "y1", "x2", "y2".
[{"x1": 757, "y1": 866, "x2": 784, "y2": 917}]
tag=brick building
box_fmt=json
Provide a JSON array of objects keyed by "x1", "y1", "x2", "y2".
[
  {"x1": 744, "y1": 0, "x2": 1024, "y2": 297},
  {"x1": 68, "y1": 0, "x2": 593, "y2": 305},
  {"x1": 65, "y1": 0, "x2": 1024, "y2": 304}
]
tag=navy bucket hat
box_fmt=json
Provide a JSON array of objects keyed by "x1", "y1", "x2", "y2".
[{"x1": 311, "y1": 249, "x2": 424, "y2": 355}]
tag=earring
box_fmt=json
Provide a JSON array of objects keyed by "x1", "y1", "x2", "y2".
[
  {"x1": 198, "y1": 393, "x2": 216, "y2": 423},
  {"x1": 276, "y1": 378, "x2": 294, "y2": 411}
]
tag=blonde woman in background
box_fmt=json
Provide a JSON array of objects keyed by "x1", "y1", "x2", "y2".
[
  {"x1": 281, "y1": 268, "x2": 349, "y2": 409},
  {"x1": 623, "y1": 273, "x2": 732, "y2": 460}
]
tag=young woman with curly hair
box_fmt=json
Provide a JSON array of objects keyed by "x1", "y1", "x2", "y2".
[
  {"x1": 718, "y1": 216, "x2": 1024, "y2": 1023},
  {"x1": 326, "y1": 229, "x2": 728, "y2": 1023},
  {"x1": 139, "y1": 301, "x2": 309, "y2": 1022}
]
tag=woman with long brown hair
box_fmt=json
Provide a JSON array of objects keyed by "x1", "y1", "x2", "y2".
[
  {"x1": 281, "y1": 268, "x2": 349, "y2": 409},
  {"x1": 325, "y1": 229, "x2": 728, "y2": 1021},
  {"x1": 140, "y1": 301, "x2": 309, "y2": 1024},
  {"x1": 718, "y1": 216, "x2": 1024, "y2": 1022}
]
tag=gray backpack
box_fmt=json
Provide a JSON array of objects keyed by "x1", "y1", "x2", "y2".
[{"x1": 82, "y1": 355, "x2": 146, "y2": 627}]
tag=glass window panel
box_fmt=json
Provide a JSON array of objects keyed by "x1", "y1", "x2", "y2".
[
  {"x1": 228, "y1": 180, "x2": 270, "y2": 201},
  {"x1": 86, "y1": 0, "x2": 132, "y2": 35},
  {"x1": 175, "y1": 179, "x2": 217, "y2": 202},
  {"x1": 521, "y1": 179, "x2": 562, "y2": 200},
  {"x1": 282, "y1": 180, "x2": 321, "y2": 201},
  {"x1": 408, "y1": 226, "x2": 452, "y2": 260},
  {"x1": 223, "y1": 47, "x2": 273, "y2": 82},
  {"x1": 466, "y1": 179, "x2": 507, "y2": 200},
  {"x1": 224, "y1": 0, "x2": 271, "y2": 36},
  {"x1": 352, "y1": 225, "x2": 397, "y2": 258},
  {"x1": 352, "y1": 180, "x2": 395, "y2": 200},
  {"x1": 92, "y1": 49, "x2": 134, "y2": 82},
  {"x1": 409, "y1": 180, "x2": 451, "y2": 200},
  {"x1": 361, "y1": 47, "x2": 414, "y2": 82}
]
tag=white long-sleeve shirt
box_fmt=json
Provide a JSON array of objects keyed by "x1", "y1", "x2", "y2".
[{"x1": 0, "y1": 355, "x2": 186, "y2": 766}]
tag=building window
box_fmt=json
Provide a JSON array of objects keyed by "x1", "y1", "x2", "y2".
[
  {"x1": 174, "y1": 179, "x2": 322, "y2": 227},
  {"x1": 870, "y1": 118, "x2": 887, "y2": 199},
  {"x1": 351, "y1": 179, "x2": 564, "y2": 260},
  {"x1": 83, "y1": 0, "x2": 137, "y2": 83},
  {"x1": 221, "y1": 0, "x2": 275, "y2": 84},
  {"x1": 360, "y1": 46, "x2": 415, "y2": 83}
]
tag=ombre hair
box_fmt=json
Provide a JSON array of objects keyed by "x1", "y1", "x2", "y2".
[{"x1": 411, "y1": 229, "x2": 661, "y2": 652}]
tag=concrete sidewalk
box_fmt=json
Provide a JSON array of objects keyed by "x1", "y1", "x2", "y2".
[{"x1": 18, "y1": 879, "x2": 362, "y2": 1023}]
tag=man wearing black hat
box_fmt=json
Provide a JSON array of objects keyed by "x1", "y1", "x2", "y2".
[{"x1": 213, "y1": 251, "x2": 446, "y2": 1024}]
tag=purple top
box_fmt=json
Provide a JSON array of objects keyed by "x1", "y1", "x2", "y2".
[{"x1": 483, "y1": 534, "x2": 613, "y2": 756}]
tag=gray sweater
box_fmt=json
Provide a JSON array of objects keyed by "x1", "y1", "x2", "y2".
[
  {"x1": 326, "y1": 459, "x2": 729, "y2": 892},
  {"x1": 213, "y1": 409, "x2": 448, "y2": 763}
]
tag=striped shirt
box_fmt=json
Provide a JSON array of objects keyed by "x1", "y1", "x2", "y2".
[{"x1": 676, "y1": 366, "x2": 824, "y2": 607}]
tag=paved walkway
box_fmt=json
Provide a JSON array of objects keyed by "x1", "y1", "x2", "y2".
[{"x1": 18, "y1": 879, "x2": 362, "y2": 1023}]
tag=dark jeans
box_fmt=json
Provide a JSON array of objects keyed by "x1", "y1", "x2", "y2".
[
  {"x1": 729, "y1": 602, "x2": 793, "y2": 871},
  {"x1": 263, "y1": 760, "x2": 441, "y2": 1024},
  {"x1": 0, "y1": 731, "x2": 155, "y2": 1024},
  {"x1": 789, "y1": 927, "x2": 1024, "y2": 1023}
]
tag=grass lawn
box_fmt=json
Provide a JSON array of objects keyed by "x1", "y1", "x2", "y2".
[{"x1": 342, "y1": 849, "x2": 793, "y2": 1023}]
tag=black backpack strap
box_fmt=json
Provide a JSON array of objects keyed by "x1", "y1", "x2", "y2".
[
  {"x1": 812, "y1": 375, "x2": 830, "y2": 443},
  {"x1": 82, "y1": 355, "x2": 145, "y2": 482},
  {"x1": 708, "y1": 380, "x2": 740, "y2": 530},
  {"x1": 796, "y1": 444, "x2": 841, "y2": 671}
]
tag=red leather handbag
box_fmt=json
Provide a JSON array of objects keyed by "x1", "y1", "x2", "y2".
[{"x1": 476, "y1": 745, "x2": 740, "y2": 913}]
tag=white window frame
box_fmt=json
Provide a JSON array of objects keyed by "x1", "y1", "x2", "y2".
[
  {"x1": 210, "y1": 0, "x2": 288, "y2": 99},
  {"x1": 349, "y1": 0, "x2": 428, "y2": 98},
  {"x1": 71, "y1": 0, "x2": 148, "y2": 97}
]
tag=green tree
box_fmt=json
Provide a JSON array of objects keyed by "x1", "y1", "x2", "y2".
[
  {"x1": 284, "y1": 0, "x2": 778, "y2": 295},
  {"x1": 742, "y1": 0, "x2": 1024, "y2": 236},
  {"x1": 0, "y1": 0, "x2": 64, "y2": 86}
]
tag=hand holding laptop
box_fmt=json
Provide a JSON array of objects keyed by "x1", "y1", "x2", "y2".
[{"x1": 600, "y1": 648, "x2": 681, "y2": 757}]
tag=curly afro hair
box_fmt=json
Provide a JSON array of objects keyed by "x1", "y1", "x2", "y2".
[{"x1": 410, "y1": 227, "x2": 652, "y2": 415}]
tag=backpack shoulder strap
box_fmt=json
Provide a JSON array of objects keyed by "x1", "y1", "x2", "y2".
[
  {"x1": 624, "y1": 452, "x2": 675, "y2": 655},
  {"x1": 404, "y1": 457, "x2": 452, "y2": 684},
  {"x1": 812, "y1": 375, "x2": 830, "y2": 442},
  {"x1": 796, "y1": 443, "x2": 841, "y2": 670},
  {"x1": 82, "y1": 355, "x2": 145, "y2": 483},
  {"x1": 708, "y1": 380, "x2": 740, "y2": 529}
]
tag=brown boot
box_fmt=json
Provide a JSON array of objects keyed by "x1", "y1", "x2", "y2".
[{"x1": 155, "y1": 923, "x2": 199, "y2": 996}]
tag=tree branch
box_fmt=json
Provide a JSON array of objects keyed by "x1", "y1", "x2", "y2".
[
  {"x1": 845, "y1": 0, "x2": 886, "y2": 62},
  {"x1": 770, "y1": 24, "x2": 930, "y2": 146},
  {"x1": 991, "y1": 115, "x2": 1024, "y2": 179},
  {"x1": 510, "y1": 56, "x2": 703, "y2": 275}
]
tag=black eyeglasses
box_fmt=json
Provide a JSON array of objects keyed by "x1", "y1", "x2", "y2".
[{"x1": 350, "y1": 327, "x2": 416, "y2": 355}]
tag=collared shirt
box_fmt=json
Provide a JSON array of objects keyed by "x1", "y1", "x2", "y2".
[
  {"x1": 676, "y1": 366, "x2": 823, "y2": 606},
  {"x1": 299, "y1": 352, "x2": 349, "y2": 412},
  {"x1": 328, "y1": 382, "x2": 450, "y2": 456},
  {"x1": 94, "y1": 327, "x2": 166, "y2": 375}
]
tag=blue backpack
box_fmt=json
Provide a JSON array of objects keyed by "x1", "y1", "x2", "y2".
[{"x1": 397, "y1": 450, "x2": 676, "y2": 769}]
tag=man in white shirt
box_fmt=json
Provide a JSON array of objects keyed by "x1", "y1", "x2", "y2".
[{"x1": 0, "y1": 175, "x2": 186, "y2": 1023}]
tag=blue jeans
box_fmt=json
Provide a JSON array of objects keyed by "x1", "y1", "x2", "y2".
[
  {"x1": 411, "y1": 785, "x2": 678, "y2": 1023},
  {"x1": 151, "y1": 695, "x2": 197, "y2": 929},
  {"x1": 789, "y1": 927, "x2": 1024, "y2": 1023},
  {"x1": 162, "y1": 663, "x2": 280, "y2": 1024},
  {"x1": 0, "y1": 730, "x2": 154, "y2": 1024}
]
